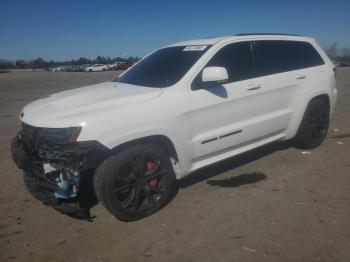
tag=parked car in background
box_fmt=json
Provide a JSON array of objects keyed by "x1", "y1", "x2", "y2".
[
  {"x1": 108, "y1": 62, "x2": 123, "y2": 70},
  {"x1": 52, "y1": 66, "x2": 64, "y2": 72},
  {"x1": 107, "y1": 63, "x2": 116, "y2": 70},
  {"x1": 77, "y1": 65, "x2": 88, "y2": 72},
  {"x1": 107, "y1": 62, "x2": 134, "y2": 71},
  {"x1": 63, "y1": 65, "x2": 74, "y2": 72},
  {"x1": 70, "y1": 65, "x2": 79, "y2": 72},
  {"x1": 84, "y1": 64, "x2": 108, "y2": 72},
  {"x1": 115, "y1": 62, "x2": 134, "y2": 70},
  {"x1": 339, "y1": 62, "x2": 350, "y2": 67}
]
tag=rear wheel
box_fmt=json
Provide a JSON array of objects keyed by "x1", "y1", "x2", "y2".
[
  {"x1": 94, "y1": 144, "x2": 175, "y2": 221},
  {"x1": 294, "y1": 98, "x2": 329, "y2": 149}
]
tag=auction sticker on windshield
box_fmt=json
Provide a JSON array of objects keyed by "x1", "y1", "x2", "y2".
[{"x1": 183, "y1": 45, "x2": 207, "y2": 51}]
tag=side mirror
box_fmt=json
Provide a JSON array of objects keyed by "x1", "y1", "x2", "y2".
[{"x1": 202, "y1": 66, "x2": 229, "y2": 83}]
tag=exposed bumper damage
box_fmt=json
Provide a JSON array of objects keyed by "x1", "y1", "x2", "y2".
[{"x1": 11, "y1": 124, "x2": 109, "y2": 219}]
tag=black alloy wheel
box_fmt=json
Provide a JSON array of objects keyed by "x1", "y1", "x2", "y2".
[{"x1": 94, "y1": 144, "x2": 175, "y2": 221}]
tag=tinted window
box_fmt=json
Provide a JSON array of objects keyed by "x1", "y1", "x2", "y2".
[
  {"x1": 208, "y1": 42, "x2": 255, "y2": 82},
  {"x1": 254, "y1": 40, "x2": 324, "y2": 77},
  {"x1": 192, "y1": 41, "x2": 254, "y2": 89},
  {"x1": 116, "y1": 46, "x2": 210, "y2": 87}
]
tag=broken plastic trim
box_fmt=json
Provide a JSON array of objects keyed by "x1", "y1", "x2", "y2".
[{"x1": 12, "y1": 134, "x2": 109, "y2": 219}]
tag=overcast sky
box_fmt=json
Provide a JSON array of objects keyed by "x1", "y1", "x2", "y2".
[{"x1": 1, "y1": 0, "x2": 349, "y2": 61}]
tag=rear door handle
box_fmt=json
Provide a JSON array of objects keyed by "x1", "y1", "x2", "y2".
[
  {"x1": 296, "y1": 75, "x2": 306, "y2": 80},
  {"x1": 246, "y1": 84, "x2": 261, "y2": 91}
]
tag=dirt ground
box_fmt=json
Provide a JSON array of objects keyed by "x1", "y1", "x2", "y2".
[{"x1": 0, "y1": 69, "x2": 349, "y2": 262}]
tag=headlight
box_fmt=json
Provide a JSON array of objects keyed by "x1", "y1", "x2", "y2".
[{"x1": 39, "y1": 127, "x2": 82, "y2": 144}]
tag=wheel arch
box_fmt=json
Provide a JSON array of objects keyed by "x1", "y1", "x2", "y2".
[
  {"x1": 306, "y1": 93, "x2": 330, "y2": 114},
  {"x1": 297, "y1": 93, "x2": 330, "y2": 129},
  {"x1": 293, "y1": 93, "x2": 331, "y2": 149},
  {"x1": 108, "y1": 134, "x2": 181, "y2": 178},
  {"x1": 288, "y1": 93, "x2": 331, "y2": 140}
]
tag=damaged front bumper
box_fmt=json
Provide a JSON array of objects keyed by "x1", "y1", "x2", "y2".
[{"x1": 11, "y1": 130, "x2": 109, "y2": 218}]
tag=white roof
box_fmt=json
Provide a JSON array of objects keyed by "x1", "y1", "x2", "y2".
[
  {"x1": 168, "y1": 36, "x2": 228, "y2": 47},
  {"x1": 168, "y1": 34, "x2": 313, "y2": 47}
]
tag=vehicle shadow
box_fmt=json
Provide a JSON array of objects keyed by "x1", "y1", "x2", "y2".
[
  {"x1": 74, "y1": 140, "x2": 290, "y2": 220},
  {"x1": 206, "y1": 172, "x2": 267, "y2": 188},
  {"x1": 179, "y1": 140, "x2": 290, "y2": 189}
]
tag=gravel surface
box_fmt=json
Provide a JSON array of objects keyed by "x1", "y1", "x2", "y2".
[{"x1": 0, "y1": 69, "x2": 349, "y2": 262}]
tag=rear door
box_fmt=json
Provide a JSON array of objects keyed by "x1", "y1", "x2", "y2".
[
  {"x1": 252, "y1": 40, "x2": 326, "y2": 137},
  {"x1": 249, "y1": 40, "x2": 300, "y2": 139}
]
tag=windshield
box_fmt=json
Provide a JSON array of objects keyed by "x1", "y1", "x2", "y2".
[{"x1": 115, "y1": 45, "x2": 210, "y2": 87}]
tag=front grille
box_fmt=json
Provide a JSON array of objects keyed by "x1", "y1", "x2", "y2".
[{"x1": 20, "y1": 122, "x2": 41, "y2": 149}]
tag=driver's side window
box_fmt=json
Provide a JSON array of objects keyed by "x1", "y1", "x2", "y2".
[{"x1": 191, "y1": 41, "x2": 255, "y2": 90}]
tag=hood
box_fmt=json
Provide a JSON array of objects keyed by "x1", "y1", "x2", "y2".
[{"x1": 21, "y1": 82, "x2": 163, "y2": 127}]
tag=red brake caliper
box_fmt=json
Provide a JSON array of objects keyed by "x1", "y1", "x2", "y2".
[{"x1": 146, "y1": 160, "x2": 158, "y2": 187}]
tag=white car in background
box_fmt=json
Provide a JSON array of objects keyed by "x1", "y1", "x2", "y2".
[
  {"x1": 84, "y1": 64, "x2": 108, "y2": 72},
  {"x1": 52, "y1": 67, "x2": 64, "y2": 72}
]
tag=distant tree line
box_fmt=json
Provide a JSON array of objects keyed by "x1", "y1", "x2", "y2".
[
  {"x1": 1, "y1": 43, "x2": 350, "y2": 70},
  {"x1": 0, "y1": 55, "x2": 141, "y2": 69},
  {"x1": 325, "y1": 43, "x2": 350, "y2": 65}
]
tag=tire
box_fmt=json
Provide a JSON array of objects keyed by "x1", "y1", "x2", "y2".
[
  {"x1": 294, "y1": 98, "x2": 330, "y2": 149},
  {"x1": 102, "y1": 68, "x2": 107, "y2": 71},
  {"x1": 94, "y1": 143, "x2": 175, "y2": 221},
  {"x1": 89, "y1": 69, "x2": 93, "y2": 72}
]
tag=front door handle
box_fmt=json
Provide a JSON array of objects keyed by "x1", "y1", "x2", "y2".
[
  {"x1": 296, "y1": 75, "x2": 306, "y2": 80},
  {"x1": 246, "y1": 84, "x2": 261, "y2": 91}
]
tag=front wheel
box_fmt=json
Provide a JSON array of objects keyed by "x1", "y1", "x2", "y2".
[
  {"x1": 294, "y1": 98, "x2": 330, "y2": 149},
  {"x1": 94, "y1": 144, "x2": 175, "y2": 221}
]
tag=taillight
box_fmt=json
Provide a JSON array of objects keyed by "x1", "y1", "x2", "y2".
[{"x1": 333, "y1": 67, "x2": 337, "y2": 80}]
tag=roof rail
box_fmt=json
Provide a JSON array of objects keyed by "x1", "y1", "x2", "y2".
[{"x1": 235, "y1": 33, "x2": 301, "y2": 36}]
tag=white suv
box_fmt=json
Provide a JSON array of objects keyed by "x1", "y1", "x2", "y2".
[{"x1": 12, "y1": 34, "x2": 337, "y2": 221}]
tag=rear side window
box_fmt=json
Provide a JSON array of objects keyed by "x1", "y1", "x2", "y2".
[{"x1": 253, "y1": 40, "x2": 325, "y2": 77}]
